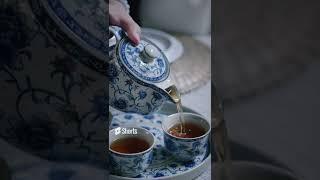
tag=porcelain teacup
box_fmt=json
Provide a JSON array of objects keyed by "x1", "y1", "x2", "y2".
[
  {"x1": 162, "y1": 113, "x2": 211, "y2": 162},
  {"x1": 109, "y1": 127, "x2": 155, "y2": 177}
]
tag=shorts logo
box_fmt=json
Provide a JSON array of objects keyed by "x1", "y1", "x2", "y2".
[{"x1": 115, "y1": 127, "x2": 121, "y2": 135}]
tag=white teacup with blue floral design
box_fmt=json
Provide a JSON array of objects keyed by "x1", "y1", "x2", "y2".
[
  {"x1": 109, "y1": 127, "x2": 155, "y2": 177},
  {"x1": 162, "y1": 113, "x2": 211, "y2": 162}
]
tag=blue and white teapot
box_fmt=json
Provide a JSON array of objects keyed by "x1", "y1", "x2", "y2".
[{"x1": 108, "y1": 26, "x2": 179, "y2": 114}]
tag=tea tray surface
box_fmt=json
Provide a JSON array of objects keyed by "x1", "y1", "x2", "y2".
[{"x1": 109, "y1": 105, "x2": 211, "y2": 179}]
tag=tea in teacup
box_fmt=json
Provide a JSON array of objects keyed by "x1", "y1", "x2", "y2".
[
  {"x1": 162, "y1": 113, "x2": 211, "y2": 162},
  {"x1": 110, "y1": 137, "x2": 150, "y2": 154},
  {"x1": 109, "y1": 127, "x2": 155, "y2": 177},
  {"x1": 168, "y1": 122, "x2": 206, "y2": 138}
]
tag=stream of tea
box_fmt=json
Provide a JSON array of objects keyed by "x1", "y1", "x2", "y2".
[
  {"x1": 176, "y1": 100, "x2": 186, "y2": 134},
  {"x1": 166, "y1": 85, "x2": 186, "y2": 134},
  {"x1": 167, "y1": 85, "x2": 232, "y2": 179}
]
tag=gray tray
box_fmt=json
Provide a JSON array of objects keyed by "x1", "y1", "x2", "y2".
[{"x1": 109, "y1": 103, "x2": 211, "y2": 180}]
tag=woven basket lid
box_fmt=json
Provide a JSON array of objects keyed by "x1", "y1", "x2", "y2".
[{"x1": 170, "y1": 35, "x2": 211, "y2": 94}]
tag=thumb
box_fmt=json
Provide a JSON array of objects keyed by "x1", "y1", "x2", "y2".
[{"x1": 120, "y1": 15, "x2": 141, "y2": 45}]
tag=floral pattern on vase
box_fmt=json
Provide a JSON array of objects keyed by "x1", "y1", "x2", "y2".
[
  {"x1": 46, "y1": 0, "x2": 108, "y2": 54},
  {"x1": 0, "y1": 0, "x2": 107, "y2": 168},
  {"x1": 29, "y1": 0, "x2": 108, "y2": 74}
]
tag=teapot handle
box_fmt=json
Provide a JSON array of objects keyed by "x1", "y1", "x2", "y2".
[
  {"x1": 109, "y1": 26, "x2": 125, "y2": 58},
  {"x1": 109, "y1": 26, "x2": 125, "y2": 44}
]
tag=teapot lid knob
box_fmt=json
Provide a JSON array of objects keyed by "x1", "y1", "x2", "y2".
[
  {"x1": 117, "y1": 38, "x2": 170, "y2": 83},
  {"x1": 142, "y1": 44, "x2": 160, "y2": 63}
]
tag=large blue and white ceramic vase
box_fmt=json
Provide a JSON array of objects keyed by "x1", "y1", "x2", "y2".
[
  {"x1": 0, "y1": 0, "x2": 109, "y2": 166},
  {"x1": 108, "y1": 27, "x2": 176, "y2": 114}
]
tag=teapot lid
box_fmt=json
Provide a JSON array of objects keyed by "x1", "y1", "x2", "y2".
[{"x1": 116, "y1": 37, "x2": 170, "y2": 83}]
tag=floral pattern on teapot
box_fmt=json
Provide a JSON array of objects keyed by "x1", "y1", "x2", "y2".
[
  {"x1": 108, "y1": 27, "x2": 173, "y2": 114},
  {"x1": 108, "y1": 63, "x2": 167, "y2": 114},
  {"x1": 118, "y1": 39, "x2": 169, "y2": 83}
]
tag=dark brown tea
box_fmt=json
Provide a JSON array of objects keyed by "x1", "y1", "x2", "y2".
[
  {"x1": 168, "y1": 122, "x2": 206, "y2": 138},
  {"x1": 110, "y1": 137, "x2": 150, "y2": 154}
]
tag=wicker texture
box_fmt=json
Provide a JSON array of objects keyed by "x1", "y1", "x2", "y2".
[{"x1": 170, "y1": 36, "x2": 211, "y2": 94}]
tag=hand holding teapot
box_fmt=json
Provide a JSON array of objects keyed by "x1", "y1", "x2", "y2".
[{"x1": 108, "y1": 26, "x2": 179, "y2": 114}]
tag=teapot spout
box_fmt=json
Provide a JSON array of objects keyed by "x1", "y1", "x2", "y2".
[
  {"x1": 156, "y1": 78, "x2": 181, "y2": 103},
  {"x1": 165, "y1": 85, "x2": 181, "y2": 104}
]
